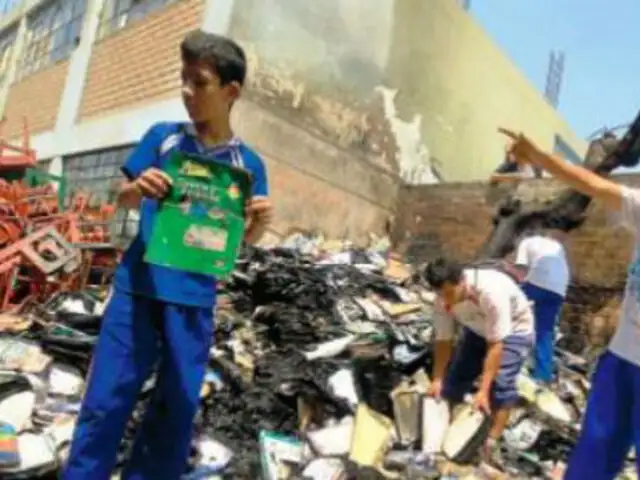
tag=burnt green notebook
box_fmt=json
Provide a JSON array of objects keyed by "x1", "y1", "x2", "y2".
[{"x1": 144, "y1": 150, "x2": 253, "y2": 279}]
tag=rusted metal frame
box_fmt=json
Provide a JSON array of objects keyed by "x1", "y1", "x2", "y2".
[{"x1": 0, "y1": 226, "x2": 78, "y2": 275}]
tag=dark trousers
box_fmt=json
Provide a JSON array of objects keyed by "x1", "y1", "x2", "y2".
[
  {"x1": 442, "y1": 328, "x2": 532, "y2": 409},
  {"x1": 565, "y1": 352, "x2": 640, "y2": 479}
]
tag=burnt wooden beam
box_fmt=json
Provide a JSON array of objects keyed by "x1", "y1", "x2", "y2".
[{"x1": 477, "y1": 109, "x2": 640, "y2": 260}]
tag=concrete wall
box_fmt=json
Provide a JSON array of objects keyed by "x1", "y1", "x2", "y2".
[
  {"x1": 385, "y1": 0, "x2": 587, "y2": 181},
  {"x1": 226, "y1": 0, "x2": 400, "y2": 239},
  {"x1": 228, "y1": 0, "x2": 586, "y2": 183},
  {"x1": 232, "y1": 100, "x2": 398, "y2": 240}
]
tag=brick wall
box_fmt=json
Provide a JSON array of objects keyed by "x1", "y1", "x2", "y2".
[
  {"x1": 393, "y1": 175, "x2": 640, "y2": 349},
  {"x1": 3, "y1": 61, "x2": 70, "y2": 139},
  {"x1": 79, "y1": 0, "x2": 204, "y2": 120}
]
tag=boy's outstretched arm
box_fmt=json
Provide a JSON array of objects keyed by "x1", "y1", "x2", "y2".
[{"x1": 499, "y1": 128, "x2": 623, "y2": 212}]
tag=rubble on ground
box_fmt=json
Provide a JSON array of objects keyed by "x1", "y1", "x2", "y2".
[{"x1": 0, "y1": 230, "x2": 635, "y2": 479}]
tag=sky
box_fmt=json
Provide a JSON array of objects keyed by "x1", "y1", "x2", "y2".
[{"x1": 471, "y1": 0, "x2": 640, "y2": 139}]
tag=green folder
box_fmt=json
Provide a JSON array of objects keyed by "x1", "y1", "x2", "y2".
[{"x1": 144, "y1": 150, "x2": 253, "y2": 279}]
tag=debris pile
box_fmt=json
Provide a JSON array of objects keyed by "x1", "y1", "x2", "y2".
[
  {"x1": 0, "y1": 121, "x2": 119, "y2": 311},
  {"x1": 0, "y1": 291, "x2": 103, "y2": 479},
  {"x1": 0, "y1": 181, "x2": 118, "y2": 306},
  {"x1": 192, "y1": 243, "x2": 602, "y2": 479},
  {"x1": 0, "y1": 234, "x2": 635, "y2": 479},
  {"x1": 0, "y1": 125, "x2": 121, "y2": 477}
]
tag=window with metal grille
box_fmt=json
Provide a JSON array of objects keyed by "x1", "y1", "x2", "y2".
[
  {"x1": 19, "y1": 0, "x2": 86, "y2": 79},
  {"x1": 0, "y1": 27, "x2": 16, "y2": 84},
  {"x1": 63, "y1": 145, "x2": 139, "y2": 242},
  {"x1": 97, "y1": 0, "x2": 176, "y2": 40}
]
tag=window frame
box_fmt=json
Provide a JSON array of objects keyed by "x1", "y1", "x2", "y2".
[
  {"x1": 18, "y1": 0, "x2": 86, "y2": 79},
  {"x1": 63, "y1": 144, "x2": 138, "y2": 243},
  {"x1": 97, "y1": 0, "x2": 175, "y2": 41}
]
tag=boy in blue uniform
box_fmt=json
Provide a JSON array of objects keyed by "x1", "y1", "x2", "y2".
[
  {"x1": 63, "y1": 30, "x2": 272, "y2": 480},
  {"x1": 500, "y1": 127, "x2": 640, "y2": 479}
]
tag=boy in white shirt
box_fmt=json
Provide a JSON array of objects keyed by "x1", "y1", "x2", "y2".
[
  {"x1": 515, "y1": 230, "x2": 570, "y2": 383},
  {"x1": 500, "y1": 127, "x2": 640, "y2": 479},
  {"x1": 423, "y1": 257, "x2": 534, "y2": 464}
]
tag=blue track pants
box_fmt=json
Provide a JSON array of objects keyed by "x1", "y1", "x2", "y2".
[
  {"x1": 521, "y1": 282, "x2": 564, "y2": 383},
  {"x1": 565, "y1": 351, "x2": 640, "y2": 479},
  {"x1": 62, "y1": 289, "x2": 214, "y2": 480}
]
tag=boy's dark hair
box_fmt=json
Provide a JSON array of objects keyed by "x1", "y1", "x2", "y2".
[
  {"x1": 423, "y1": 257, "x2": 464, "y2": 289},
  {"x1": 180, "y1": 29, "x2": 247, "y2": 86}
]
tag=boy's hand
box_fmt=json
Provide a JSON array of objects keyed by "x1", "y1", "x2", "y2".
[
  {"x1": 473, "y1": 389, "x2": 491, "y2": 414},
  {"x1": 245, "y1": 196, "x2": 273, "y2": 227},
  {"x1": 426, "y1": 378, "x2": 443, "y2": 398},
  {"x1": 244, "y1": 196, "x2": 273, "y2": 244},
  {"x1": 134, "y1": 168, "x2": 173, "y2": 199},
  {"x1": 498, "y1": 128, "x2": 542, "y2": 166}
]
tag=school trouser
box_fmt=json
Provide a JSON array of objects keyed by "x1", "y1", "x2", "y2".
[
  {"x1": 62, "y1": 289, "x2": 214, "y2": 480},
  {"x1": 442, "y1": 328, "x2": 533, "y2": 409},
  {"x1": 565, "y1": 351, "x2": 640, "y2": 479},
  {"x1": 521, "y1": 282, "x2": 564, "y2": 383}
]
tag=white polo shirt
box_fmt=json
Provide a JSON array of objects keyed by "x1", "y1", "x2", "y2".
[
  {"x1": 433, "y1": 269, "x2": 534, "y2": 343},
  {"x1": 515, "y1": 235, "x2": 570, "y2": 297},
  {"x1": 608, "y1": 186, "x2": 640, "y2": 368}
]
